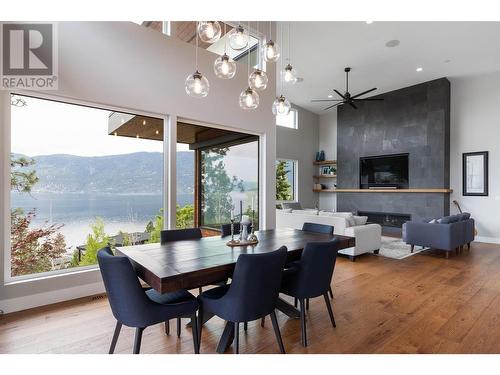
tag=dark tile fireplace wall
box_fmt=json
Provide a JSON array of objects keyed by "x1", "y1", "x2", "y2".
[{"x1": 337, "y1": 78, "x2": 451, "y2": 222}]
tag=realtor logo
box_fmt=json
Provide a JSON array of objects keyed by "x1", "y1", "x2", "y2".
[{"x1": 1, "y1": 22, "x2": 58, "y2": 90}]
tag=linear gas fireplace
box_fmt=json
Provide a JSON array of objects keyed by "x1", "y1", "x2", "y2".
[{"x1": 358, "y1": 211, "x2": 411, "y2": 235}]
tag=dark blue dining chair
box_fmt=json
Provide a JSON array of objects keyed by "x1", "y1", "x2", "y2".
[
  {"x1": 300, "y1": 222, "x2": 335, "y2": 305},
  {"x1": 161, "y1": 228, "x2": 202, "y2": 243},
  {"x1": 97, "y1": 247, "x2": 199, "y2": 354},
  {"x1": 220, "y1": 223, "x2": 253, "y2": 237},
  {"x1": 280, "y1": 239, "x2": 340, "y2": 347},
  {"x1": 302, "y1": 222, "x2": 334, "y2": 235},
  {"x1": 197, "y1": 247, "x2": 288, "y2": 354},
  {"x1": 160, "y1": 227, "x2": 203, "y2": 336}
]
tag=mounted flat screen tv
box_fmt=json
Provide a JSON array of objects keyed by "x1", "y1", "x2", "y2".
[{"x1": 360, "y1": 153, "x2": 409, "y2": 189}]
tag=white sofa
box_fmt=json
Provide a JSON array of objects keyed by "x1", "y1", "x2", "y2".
[{"x1": 276, "y1": 209, "x2": 382, "y2": 260}]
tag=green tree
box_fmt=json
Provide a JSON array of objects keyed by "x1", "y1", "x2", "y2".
[
  {"x1": 147, "y1": 209, "x2": 164, "y2": 244},
  {"x1": 79, "y1": 218, "x2": 110, "y2": 266},
  {"x1": 276, "y1": 160, "x2": 292, "y2": 201},
  {"x1": 10, "y1": 154, "x2": 67, "y2": 276},
  {"x1": 176, "y1": 204, "x2": 194, "y2": 229}
]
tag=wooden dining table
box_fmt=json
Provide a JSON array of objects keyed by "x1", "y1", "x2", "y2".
[{"x1": 117, "y1": 228, "x2": 355, "y2": 353}]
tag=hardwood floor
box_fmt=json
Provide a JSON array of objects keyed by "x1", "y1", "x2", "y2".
[{"x1": 2, "y1": 241, "x2": 500, "y2": 354}]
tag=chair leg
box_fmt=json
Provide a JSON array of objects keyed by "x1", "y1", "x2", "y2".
[
  {"x1": 446, "y1": 251, "x2": 449, "y2": 259},
  {"x1": 468, "y1": 242, "x2": 471, "y2": 250},
  {"x1": 260, "y1": 317, "x2": 265, "y2": 327},
  {"x1": 234, "y1": 322, "x2": 240, "y2": 354},
  {"x1": 164, "y1": 320, "x2": 170, "y2": 335},
  {"x1": 328, "y1": 286, "x2": 334, "y2": 299},
  {"x1": 109, "y1": 321, "x2": 122, "y2": 354},
  {"x1": 244, "y1": 322, "x2": 248, "y2": 331},
  {"x1": 294, "y1": 298, "x2": 298, "y2": 308},
  {"x1": 197, "y1": 304, "x2": 203, "y2": 345},
  {"x1": 411, "y1": 244, "x2": 414, "y2": 253},
  {"x1": 306, "y1": 298, "x2": 310, "y2": 310},
  {"x1": 299, "y1": 299, "x2": 307, "y2": 347},
  {"x1": 198, "y1": 287, "x2": 203, "y2": 295},
  {"x1": 269, "y1": 310, "x2": 286, "y2": 354},
  {"x1": 177, "y1": 317, "x2": 181, "y2": 337},
  {"x1": 190, "y1": 314, "x2": 200, "y2": 354},
  {"x1": 133, "y1": 327, "x2": 144, "y2": 354},
  {"x1": 323, "y1": 293, "x2": 336, "y2": 328}
]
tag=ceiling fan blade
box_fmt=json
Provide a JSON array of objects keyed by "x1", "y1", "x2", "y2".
[
  {"x1": 323, "y1": 102, "x2": 344, "y2": 111},
  {"x1": 350, "y1": 88, "x2": 377, "y2": 99},
  {"x1": 311, "y1": 99, "x2": 343, "y2": 102},
  {"x1": 348, "y1": 101, "x2": 358, "y2": 109},
  {"x1": 353, "y1": 98, "x2": 384, "y2": 101},
  {"x1": 333, "y1": 89, "x2": 347, "y2": 100}
]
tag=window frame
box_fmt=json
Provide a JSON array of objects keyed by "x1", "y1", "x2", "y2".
[
  {"x1": 4, "y1": 91, "x2": 167, "y2": 283},
  {"x1": 275, "y1": 158, "x2": 298, "y2": 204},
  {"x1": 276, "y1": 108, "x2": 298, "y2": 129}
]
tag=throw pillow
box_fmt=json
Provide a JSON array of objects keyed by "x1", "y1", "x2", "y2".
[
  {"x1": 345, "y1": 214, "x2": 356, "y2": 227},
  {"x1": 428, "y1": 219, "x2": 438, "y2": 224},
  {"x1": 353, "y1": 215, "x2": 368, "y2": 226}
]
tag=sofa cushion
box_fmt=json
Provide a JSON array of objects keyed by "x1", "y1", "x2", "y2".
[
  {"x1": 281, "y1": 202, "x2": 302, "y2": 210},
  {"x1": 458, "y1": 212, "x2": 471, "y2": 221},
  {"x1": 428, "y1": 219, "x2": 438, "y2": 224},
  {"x1": 353, "y1": 215, "x2": 368, "y2": 226}
]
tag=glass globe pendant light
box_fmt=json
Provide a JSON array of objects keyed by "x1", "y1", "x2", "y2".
[
  {"x1": 214, "y1": 23, "x2": 236, "y2": 79},
  {"x1": 248, "y1": 22, "x2": 268, "y2": 91},
  {"x1": 272, "y1": 95, "x2": 291, "y2": 115},
  {"x1": 228, "y1": 24, "x2": 248, "y2": 50},
  {"x1": 281, "y1": 63, "x2": 297, "y2": 84},
  {"x1": 262, "y1": 21, "x2": 280, "y2": 62},
  {"x1": 185, "y1": 24, "x2": 209, "y2": 98},
  {"x1": 197, "y1": 21, "x2": 222, "y2": 43},
  {"x1": 240, "y1": 21, "x2": 259, "y2": 110}
]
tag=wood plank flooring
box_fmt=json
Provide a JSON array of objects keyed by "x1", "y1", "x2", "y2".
[{"x1": 2, "y1": 241, "x2": 500, "y2": 354}]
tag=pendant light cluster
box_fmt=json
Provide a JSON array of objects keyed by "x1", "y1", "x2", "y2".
[{"x1": 185, "y1": 21, "x2": 296, "y2": 116}]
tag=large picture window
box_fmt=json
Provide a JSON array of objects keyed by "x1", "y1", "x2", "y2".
[{"x1": 9, "y1": 94, "x2": 164, "y2": 278}]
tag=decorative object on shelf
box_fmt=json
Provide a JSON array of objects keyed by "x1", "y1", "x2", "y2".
[
  {"x1": 240, "y1": 21, "x2": 259, "y2": 110},
  {"x1": 314, "y1": 183, "x2": 322, "y2": 190},
  {"x1": 315, "y1": 151, "x2": 321, "y2": 162},
  {"x1": 240, "y1": 214, "x2": 251, "y2": 241},
  {"x1": 214, "y1": 23, "x2": 236, "y2": 79},
  {"x1": 248, "y1": 209, "x2": 258, "y2": 242},
  {"x1": 197, "y1": 21, "x2": 222, "y2": 43},
  {"x1": 463, "y1": 151, "x2": 489, "y2": 196},
  {"x1": 280, "y1": 23, "x2": 297, "y2": 85},
  {"x1": 185, "y1": 23, "x2": 209, "y2": 98},
  {"x1": 262, "y1": 21, "x2": 280, "y2": 62},
  {"x1": 319, "y1": 150, "x2": 325, "y2": 161},
  {"x1": 228, "y1": 23, "x2": 248, "y2": 50}
]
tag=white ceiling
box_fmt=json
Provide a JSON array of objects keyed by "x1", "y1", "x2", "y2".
[{"x1": 277, "y1": 22, "x2": 500, "y2": 114}]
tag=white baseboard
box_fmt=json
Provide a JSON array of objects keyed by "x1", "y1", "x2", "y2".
[
  {"x1": 475, "y1": 236, "x2": 500, "y2": 244},
  {"x1": 0, "y1": 281, "x2": 105, "y2": 314}
]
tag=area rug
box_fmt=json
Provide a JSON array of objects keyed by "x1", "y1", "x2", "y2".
[{"x1": 377, "y1": 236, "x2": 427, "y2": 260}]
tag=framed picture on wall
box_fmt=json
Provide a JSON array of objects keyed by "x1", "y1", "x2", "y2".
[{"x1": 463, "y1": 151, "x2": 488, "y2": 196}]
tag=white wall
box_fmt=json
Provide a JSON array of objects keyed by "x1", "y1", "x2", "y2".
[
  {"x1": 0, "y1": 22, "x2": 277, "y2": 313},
  {"x1": 276, "y1": 105, "x2": 319, "y2": 208},
  {"x1": 318, "y1": 109, "x2": 338, "y2": 211},
  {"x1": 450, "y1": 71, "x2": 500, "y2": 243}
]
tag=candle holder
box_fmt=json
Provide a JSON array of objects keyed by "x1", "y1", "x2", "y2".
[
  {"x1": 248, "y1": 209, "x2": 258, "y2": 242},
  {"x1": 230, "y1": 217, "x2": 236, "y2": 243}
]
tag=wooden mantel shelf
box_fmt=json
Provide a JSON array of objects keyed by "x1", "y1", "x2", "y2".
[{"x1": 333, "y1": 188, "x2": 453, "y2": 193}]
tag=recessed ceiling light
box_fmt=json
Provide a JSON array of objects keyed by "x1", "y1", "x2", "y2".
[
  {"x1": 366, "y1": 21, "x2": 374, "y2": 24},
  {"x1": 328, "y1": 94, "x2": 333, "y2": 98},
  {"x1": 385, "y1": 39, "x2": 400, "y2": 48},
  {"x1": 416, "y1": 67, "x2": 423, "y2": 72}
]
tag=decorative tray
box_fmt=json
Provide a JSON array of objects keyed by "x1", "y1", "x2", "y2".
[{"x1": 226, "y1": 239, "x2": 259, "y2": 247}]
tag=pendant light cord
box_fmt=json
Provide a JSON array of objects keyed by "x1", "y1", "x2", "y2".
[
  {"x1": 195, "y1": 22, "x2": 199, "y2": 70},
  {"x1": 224, "y1": 22, "x2": 227, "y2": 54},
  {"x1": 247, "y1": 20, "x2": 250, "y2": 79}
]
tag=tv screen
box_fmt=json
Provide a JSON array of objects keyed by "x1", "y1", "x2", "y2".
[{"x1": 360, "y1": 154, "x2": 409, "y2": 189}]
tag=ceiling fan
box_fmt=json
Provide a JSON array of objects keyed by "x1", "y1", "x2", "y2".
[{"x1": 311, "y1": 67, "x2": 383, "y2": 110}]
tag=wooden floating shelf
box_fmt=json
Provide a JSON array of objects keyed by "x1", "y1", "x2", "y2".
[
  {"x1": 313, "y1": 189, "x2": 337, "y2": 193},
  {"x1": 313, "y1": 175, "x2": 337, "y2": 179},
  {"x1": 333, "y1": 188, "x2": 453, "y2": 193},
  {"x1": 313, "y1": 160, "x2": 337, "y2": 165}
]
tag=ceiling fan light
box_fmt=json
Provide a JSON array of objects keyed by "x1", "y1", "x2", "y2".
[
  {"x1": 281, "y1": 63, "x2": 297, "y2": 85},
  {"x1": 262, "y1": 40, "x2": 280, "y2": 62},
  {"x1": 272, "y1": 95, "x2": 291, "y2": 115},
  {"x1": 185, "y1": 70, "x2": 209, "y2": 98},
  {"x1": 197, "y1": 21, "x2": 222, "y2": 43},
  {"x1": 228, "y1": 25, "x2": 248, "y2": 50},
  {"x1": 249, "y1": 69, "x2": 268, "y2": 91},
  {"x1": 239, "y1": 87, "x2": 259, "y2": 110},
  {"x1": 214, "y1": 53, "x2": 236, "y2": 79}
]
